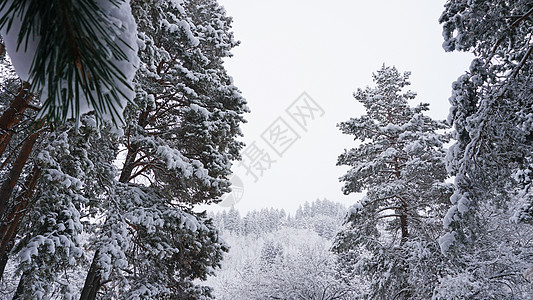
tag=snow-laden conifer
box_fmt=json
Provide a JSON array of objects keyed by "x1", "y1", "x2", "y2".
[
  {"x1": 332, "y1": 65, "x2": 452, "y2": 299},
  {"x1": 434, "y1": 1, "x2": 533, "y2": 297},
  {"x1": 79, "y1": 0, "x2": 246, "y2": 298}
]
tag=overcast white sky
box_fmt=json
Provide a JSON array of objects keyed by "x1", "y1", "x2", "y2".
[{"x1": 212, "y1": 0, "x2": 473, "y2": 214}]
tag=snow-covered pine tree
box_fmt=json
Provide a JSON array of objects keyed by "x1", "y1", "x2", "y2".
[
  {"x1": 225, "y1": 206, "x2": 242, "y2": 234},
  {"x1": 434, "y1": 1, "x2": 533, "y2": 297},
  {"x1": 259, "y1": 240, "x2": 283, "y2": 268},
  {"x1": 0, "y1": 0, "x2": 138, "y2": 293},
  {"x1": 439, "y1": 0, "x2": 533, "y2": 249},
  {"x1": 332, "y1": 65, "x2": 452, "y2": 299},
  {"x1": 0, "y1": 0, "x2": 245, "y2": 298},
  {"x1": 290, "y1": 199, "x2": 346, "y2": 239},
  {"x1": 0, "y1": 0, "x2": 138, "y2": 283},
  {"x1": 79, "y1": 0, "x2": 246, "y2": 298},
  {"x1": 8, "y1": 116, "x2": 119, "y2": 299}
]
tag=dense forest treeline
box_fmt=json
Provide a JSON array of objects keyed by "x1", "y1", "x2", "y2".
[
  {"x1": 211, "y1": 198, "x2": 346, "y2": 238},
  {"x1": 206, "y1": 199, "x2": 361, "y2": 300}
]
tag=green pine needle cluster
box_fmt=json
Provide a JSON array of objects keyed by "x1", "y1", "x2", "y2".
[{"x1": 0, "y1": 0, "x2": 133, "y2": 126}]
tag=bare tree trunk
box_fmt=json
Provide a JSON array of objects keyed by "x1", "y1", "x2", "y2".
[
  {"x1": 0, "y1": 82, "x2": 33, "y2": 158},
  {"x1": 79, "y1": 250, "x2": 102, "y2": 300},
  {"x1": 0, "y1": 122, "x2": 43, "y2": 219},
  {"x1": 0, "y1": 165, "x2": 42, "y2": 283}
]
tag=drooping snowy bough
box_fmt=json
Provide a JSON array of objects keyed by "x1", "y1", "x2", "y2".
[{"x1": 437, "y1": 1, "x2": 533, "y2": 298}]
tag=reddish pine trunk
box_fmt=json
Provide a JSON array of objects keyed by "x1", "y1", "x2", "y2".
[
  {"x1": 0, "y1": 82, "x2": 33, "y2": 158},
  {"x1": 393, "y1": 156, "x2": 409, "y2": 242},
  {"x1": 0, "y1": 132, "x2": 43, "y2": 283},
  {"x1": 0, "y1": 165, "x2": 42, "y2": 257},
  {"x1": 0, "y1": 121, "x2": 43, "y2": 219}
]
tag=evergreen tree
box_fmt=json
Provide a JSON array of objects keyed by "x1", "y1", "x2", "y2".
[
  {"x1": 435, "y1": 1, "x2": 533, "y2": 297},
  {"x1": 259, "y1": 240, "x2": 283, "y2": 268},
  {"x1": 332, "y1": 65, "x2": 452, "y2": 299},
  {"x1": 0, "y1": 0, "x2": 139, "y2": 292},
  {"x1": 10, "y1": 116, "x2": 117, "y2": 298},
  {"x1": 0, "y1": 0, "x2": 246, "y2": 298},
  {"x1": 79, "y1": 0, "x2": 246, "y2": 298},
  {"x1": 225, "y1": 206, "x2": 242, "y2": 234},
  {"x1": 439, "y1": 0, "x2": 533, "y2": 250}
]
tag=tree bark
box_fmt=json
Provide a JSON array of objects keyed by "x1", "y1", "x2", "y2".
[
  {"x1": 118, "y1": 146, "x2": 138, "y2": 183},
  {"x1": 393, "y1": 156, "x2": 408, "y2": 243},
  {"x1": 0, "y1": 121, "x2": 43, "y2": 219},
  {"x1": 79, "y1": 250, "x2": 102, "y2": 300},
  {"x1": 0, "y1": 82, "x2": 32, "y2": 158},
  {"x1": 0, "y1": 165, "x2": 42, "y2": 271},
  {"x1": 399, "y1": 209, "x2": 409, "y2": 242},
  {"x1": 79, "y1": 148, "x2": 136, "y2": 300},
  {"x1": 118, "y1": 109, "x2": 149, "y2": 183},
  {"x1": 12, "y1": 270, "x2": 29, "y2": 300},
  {"x1": 79, "y1": 110, "x2": 148, "y2": 299},
  {"x1": 0, "y1": 244, "x2": 11, "y2": 280}
]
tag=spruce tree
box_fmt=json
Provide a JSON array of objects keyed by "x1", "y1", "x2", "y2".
[{"x1": 332, "y1": 65, "x2": 452, "y2": 299}]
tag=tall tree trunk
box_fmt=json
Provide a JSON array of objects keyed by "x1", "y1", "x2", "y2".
[
  {"x1": 118, "y1": 146, "x2": 138, "y2": 183},
  {"x1": 79, "y1": 110, "x2": 148, "y2": 300},
  {"x1": 0, "y1": 165, "x2": 42, "y2": 283},
  {"x1": 12, "y1": 270, "x2": 29, "y2": 300},
  {"x1": 118, "y1": 109, "x2": 148, "y2": 183},
  {"x1": 0, "y1": 83, "x2": 41, "y2": 283},
  {"x1": 79, "y1": 150, "x2": 137, "y2": 300},
  {"x1": 0, "y1": 165, "x2": 42, "y2": 253},
  {"x1": 0, "y1": 82, "x2": 33, "y2": 158},
  {"x1": 399, "y1": 209, "x2": 409, "y2": 242},
  {"x1": 0, "y1": 121, "x2": 43, "y2": 219},
  {"x1": 393, "y1": 156, "x2": 409, "y2": 242},
  {"x1": 79, "y1": 150, "x2": 137, "y2": 299},
  {"x1": 79, "y1": 250, "x2": 102, "y2": 300},
  {"x1": 0, "y1": 243, "x2": 11, "y2": 280}
]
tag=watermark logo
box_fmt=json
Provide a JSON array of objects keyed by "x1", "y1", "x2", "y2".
[
  {"x1": 219, "y1": 174, "x2": 245, "y2": 207},
  {"x1": 238, "y1": 141, "x2": 277, "y2": 183},
  {"x1": 220, "y1": 92, "x2": 324, "y2": 206},
  {"x1": 286, "y1": 92, "x2": 325, "y2": 131},
  {"x1": 261, "y1": 117, "x2": 300, "y2": 157}
]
